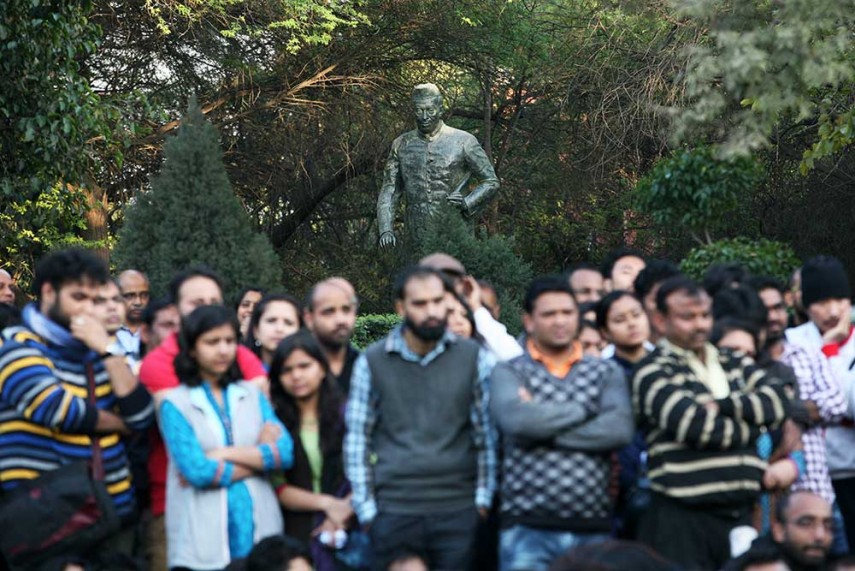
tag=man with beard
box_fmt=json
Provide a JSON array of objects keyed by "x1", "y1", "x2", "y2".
[
  {"x1": 772, "y1": 492, "x2": 834, "y2": 571},
  {"x1": 344, "y1": 266, "x2": 496, "y2": 571},
  {"x1": 491, "y1": 275, "x2": 633, "y2": 571},
  {"x1": 0, "y1": 249, "x2": 155, "y2": 564},
  {"x1": 304, "y1": 277, "x2": 360, "y2": 394},
  {"x1": 116, "y1": 269, "x2": 150, "y2": 360},
  {"x1": 633, "y1": 276, "x2": 790, "y2": 570}
]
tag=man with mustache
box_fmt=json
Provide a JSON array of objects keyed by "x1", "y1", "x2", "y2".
[
  {"x1": 633, "y1": 276, "x2": 791, "y2": 570},
  {"x1": 303, "y1": 277, "x2": 360, "y2": 394},
  {"x1": 344, "y1": 266, "x2": 496, "y2": 571},
  {"x1": 772, "y1": 492, "x2": 834, "y2": 571}
]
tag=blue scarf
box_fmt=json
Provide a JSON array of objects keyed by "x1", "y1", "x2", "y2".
[{"x1": 22, "y1": 303, "x2": 98, "y2": 363}]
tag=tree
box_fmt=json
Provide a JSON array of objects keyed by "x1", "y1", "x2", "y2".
[{"x1": 113, "y1": 98, "x2": 282, "y2": 300}]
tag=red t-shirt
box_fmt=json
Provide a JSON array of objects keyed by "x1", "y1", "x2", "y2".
[{"x1": 139, "y1": 332, "x2": 267, "y2": 516}]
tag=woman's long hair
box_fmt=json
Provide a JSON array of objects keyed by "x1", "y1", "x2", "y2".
[
  {"x1": 268, "y1": 329, "x2": 343, "y2": 456},
  {"x1": 243, "y1": 293, "x2": 303, "y2": 358},
  {"x1": 174, "y1": 305, "x2": 242, "y2": 388}
]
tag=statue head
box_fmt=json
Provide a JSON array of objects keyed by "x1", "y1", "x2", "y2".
[{"x1": 411, "y1": 83, "x2": 443, "y2": 136}]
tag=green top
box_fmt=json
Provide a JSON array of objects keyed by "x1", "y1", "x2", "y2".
[{"x1": 300, "y1": 425, "x2": 322, "y2": 494}]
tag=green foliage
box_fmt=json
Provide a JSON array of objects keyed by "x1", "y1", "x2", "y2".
[
  {"x1": 415, "y1": 205, "x2": 532, "y2": 334},
  {"x1": 113, "y1": 97, "x2": 282, "y2": 301},
  {"x1": 352, "y1": 313, "x2": 402, "y2": 349},
  {"x1": 634, "y1": 148, "x2": 763, "y2": 241},
  {"x1": 680, "y1": 237, "x2": 800, "y2": 283}
]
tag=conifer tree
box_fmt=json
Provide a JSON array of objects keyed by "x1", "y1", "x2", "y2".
[{"x1": 114, "y1": 97, "x2": 282, "y2": 300}]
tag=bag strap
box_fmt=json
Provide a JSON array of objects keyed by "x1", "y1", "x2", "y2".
[{"x1": 85, "y1": 361, "x2": 106, "y2": 481}]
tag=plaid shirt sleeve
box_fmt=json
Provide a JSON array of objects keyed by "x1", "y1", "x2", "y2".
[
  {"x1": 344, "y1": 353, "x2": 378, "y2": 524},
  {"x1": 472, "y1": 347, "x2": 498, "y2": 509},
  {"x1": 785, "y1": 344, "x2": 848, "y2": 424}
]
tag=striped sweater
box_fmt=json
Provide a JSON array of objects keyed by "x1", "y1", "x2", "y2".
[
  {"x1": 0, "y1": 308, "x2": 155, "y2": 520},
  {"x1": 632, "y1": 342, "x2": 790, "y2": 507}
]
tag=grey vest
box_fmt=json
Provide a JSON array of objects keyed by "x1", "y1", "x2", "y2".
[
  {"x1": 365, "y1": 336, "x2": 480, "y2": 514},
  {"x1": 162, "y1": 382, "x2": 283, "y2": 570}
]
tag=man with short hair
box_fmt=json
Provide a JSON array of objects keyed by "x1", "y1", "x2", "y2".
[
  {"x1": 116, "y1": 270, "x2": 150, "y2": 360},
  {"x1": 0, "y1": 248, "x2": 155, "y2": 562},
  {"x1": 139, "y1": 266, "x2": 266, "y2": 571},
  {"x1": 633, "y1": 259, "x2": 682, "y2": 339},
  {"x1": 565, "y1": 263, "x2": 606, "y2": 304},
  {"x1": 601, "y1": 247, "x2": 646, "y2": 292},
  {"x1": 344, "y1": 266, "x2": 496, "y2": 571},
  {"x1": 491, "y1": 275, "x2": 633, "y2": 571},
  {"x1": 772, "y1": 492, "x2": 834, "y2": 571},
  {"x1": 0, "y1": 268, "x2": 14, "y2": 306},
  {"x1": 633, "y1": 276, "x2": 790, "y2": 569},
  {"x1": 139, "y1": 298, "x2": 179, "y2": 356},
  {"x1": 304, "y1": 277, "x2": 360, "y2": 393}
]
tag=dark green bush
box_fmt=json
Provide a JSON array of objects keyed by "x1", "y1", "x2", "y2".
[
  {"x1": 353, "y1": 313, "x2": 402, "y2": 348},
  {"x1": 680, "y1": 237, "x2": 800, "y2": 283}
]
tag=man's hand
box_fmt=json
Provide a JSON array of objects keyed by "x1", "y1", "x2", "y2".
[
  {"x1": 762, "y1": 459, "x2": 799, "y2": 490},
  {"x1": 257, "y1": 421, "x2": 281, "y2": 445},
  {"x1": 70, "y1": 315, "x2": 110, "y2": 354},
  {"x1": 461, "y1": 276, "x2": 483, "y2": 311},
  {"x1": 379, "y1": 231, "x2": 397, "y2": 249}
]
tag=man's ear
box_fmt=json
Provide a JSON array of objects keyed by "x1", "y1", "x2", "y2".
[
  {"x1": 303, "y1": 308, "x2": 314, "y2": 331},
  {"x1": 652, "y1": 310, "x2": 667, "y2": 336},
  {"x1": 39, "y1": 282, "x2": 57, "y2": 314},
  {"x1": 394, "y1": 299, "x2": 405, "y2": 318},
  {"x1": 522, "y1": 312, "x2": 533, "y2": 336}
]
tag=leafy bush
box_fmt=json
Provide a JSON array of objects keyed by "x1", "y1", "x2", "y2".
[
  {"x1": 680, "y1": 237, "x2": 800, "y2": 283},
  {"x1": 353, "y1": 313, "x2": 401, "y2": 349}
]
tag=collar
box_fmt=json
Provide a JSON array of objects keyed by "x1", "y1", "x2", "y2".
[
  {"x1": 383, "y1": 324, "x2": 457, "y2": 365},
  {"x1": 22, "y1": 303, "x2": 96, "y2": 361},
  {"x1": 659, "y1": 338, "x2": 718, "y2": 363},
  {"x1": 526, "y1": 338, "x2": 582, "y2": 378},
  {"x1": 416, "y1": 122, "x2": 447, "y2": 142}
]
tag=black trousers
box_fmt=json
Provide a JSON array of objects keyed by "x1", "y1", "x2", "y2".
[
  {"x1": 638, "y1": 493, "x2": 750, "y2": 571},
  {"x1": 370, "y1": 506, "x2": 480, "y2": 571},
  {"x1": 833, "y1": 477, "x2": 855, "y2": 553}
]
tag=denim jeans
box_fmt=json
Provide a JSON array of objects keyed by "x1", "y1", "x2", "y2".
[{"x1": 499, "y1": 524, "x2": 608, "y2": 571}]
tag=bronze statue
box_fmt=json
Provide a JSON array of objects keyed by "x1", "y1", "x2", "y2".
[{"x1": 377, "y1": 83, "x2": 500, "y2": 248}]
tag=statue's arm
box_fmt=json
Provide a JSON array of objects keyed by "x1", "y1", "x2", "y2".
[
  {"x1": 461, "y1": 137, "x2": 500, "y2": 215},
  {"x1": 377, "y1": 142, "x2": 402, "y2": 237}
]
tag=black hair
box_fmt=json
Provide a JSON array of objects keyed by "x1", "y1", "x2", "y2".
[
  {"x1": 448, "y1": 289, "x2": 482, "y2": 341},
  {"x1": 32, "y1": 248, "x2": 110, "y2": 299},
  {"x1": 655, "y1": 276, "x2": 707, "y2": 315},
  {"x1": 141, "y1": 297, "x2": 175, "y2": 328},
  {"x1": 268, "y1": 330, "x2": 343, "y2": 458},
  {"x1": 634, "y1": 259, "x2": 682, "y2": 300},
  {"x1": 600, "y1": 247, "x2": 645, "y2": 280},
  {"x1": 524, "y1": 275, "x2": 576, "y2": 314},
  {"x1": 243, "y1": 293, "x2": 303, "y2": 356},
  {"x1": 0, "y1": 304, "x2": 21, "y2": 329},
  {"x1": 245, "y1": 534, "x2": 312, "y2": 571},
  {"x1": 747, "y1": 275, "x2": 786, "y2": 295},
  {"x1": 233, "y1": 286, "x2": 266, "y2": 311},
  {"x1": 579, "y1": 319, "x2": 599, "y2": 333},
  {"x1": 548, "y1": 540, "x2": 679, "y2": 571},
  {"x1": 711, "y1": 317, "x2": 760, "y2": 356},
  {"x1": 596, "y1": 291, "x2": 642, "y2": 330},
  {"x1": 393, "y1": 266, "x2": 445, "y2": 301},
  {"x1": 721, "y1": 537, "x2": 784, "y2": 571},
  {"x1": 712, "y1": 285, "x2": 767, "y2": 329},
  {"x1": 174, "y1": 305, "x2": 242, "y2": 388},
  {"x1": 578, "y1": 301, "x2": 597, "y2": 317},
  {"x1": 167, "y1": 265, "x2": 224, "y2": 305},
  {"x1": 703, "y1": 262, "x2": 750, "y2": 297}
]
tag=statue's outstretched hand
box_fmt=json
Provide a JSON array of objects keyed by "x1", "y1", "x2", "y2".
[{"x1": 379, "y1": 231, "x2": 397, "y2": 249}]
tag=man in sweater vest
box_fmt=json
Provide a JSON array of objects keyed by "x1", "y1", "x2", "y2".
[
  {"x1": 490, "y1": 275, "x2": 634, "y2": 571},
  {"x1": 634, "y1": 276, "x2": 791, "y2": 570},
  {"x1": 344, "y1": 266, "x2": 496, "y2": 571},
  {"x1": 785, "y1": 255, "x2": 855, "y2": 550}
]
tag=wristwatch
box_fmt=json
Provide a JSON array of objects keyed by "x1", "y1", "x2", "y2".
[{"x1": 99, "y1": 342, "x2": 127, "y2": 360}]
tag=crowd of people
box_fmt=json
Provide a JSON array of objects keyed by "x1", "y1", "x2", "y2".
[{"x1": 1, "y1": 246, "x2": 855, "y2": 571}]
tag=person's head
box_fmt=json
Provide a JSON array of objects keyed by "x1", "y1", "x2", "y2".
[
  {"x1": 175, "y1": 304, "x2": 241, "y2": 387},
  {"x1": 601, "y1": 247, "x2": 646, "y2": 292},
  {"x1": 712, "y1": 285, "x2": 768, "y2": 350},
  {"x1": 388, "y1": 553, "x2": 429, "y2": 571},
  {"x1": 801, "y1": 256, "x2": 852, "y2": 334},
  {"x1": 446, "y1": 291, "x2": 476, "y2": 339},
  {"x1": 269, "y1": 330, "x2": 343, "y2": 453},
  {"x1": 418, "y1": 252, "x2": 466, "y2": 293},
  {"x1": 578, "y1": 319, "x2": 605, "y2": 357},
  {"x1": 91, "y1": 279, "x2": 126, "y2": 335},
  {"x1": 772, "y1": 491, "x2": 833, "y2": 570},
  {"x1": 117, "y1": 269, "x2": 150, "y2": 326},
  {"x1": 411, "y1": 83, "x2": 443, "y2": 136},
  {"x1": 566, "y1": 263, "x2": 605, "y2": 304},
  {"x1": 523, "y1": 275, "x2": 579, "y2": 352},
  {"x1": 304, "y1": 278, "x2": 358, "y2": 351},
  {"x1": 478, "y1": 279, "x2": 501, "y2": 320},
  {"x1": 34, "y1": 248, "x2": 110, "y2": 329},
  {"x1": 748, "y1": 276, "x2": 789, "y2": 344},
  {"x1": 596, "y1": 291, "x2": 650, "y2": 353},
  {"x1": 0, "y1": 269, "x2": 15, "y2": 306},
  {"x1": 712, "y1": 317, "x2": 760, "y2": 359},
  {"x1": 245, "y1": 534, "x2": 313, "y2": 571},
  {"x1": 548, "y1": 539, "x2": 678, "y2": 571},
  {"x1": 140, "y1": 297, "x2": 180, "y2": 354},
  {"x1": 235, "y1": 286, "x2": 265, "y2": 337},
  {"x1": 394, "y1": 266, "x2": 448, "y2": 343},
  {"x1": 703, "y1": 262, "x2": 750, "y2": 297},
  {"x1": 245, "y1": 294, "x2": 303, "y2": 363},
  {"x1": 633, "y1": 259, "x2": 682, "y2": 321},
  {"x1": 654, "y1": 276, "x2": 713, "y2": 353},
  {"x1": 578, "y1": 301, "x2": 597, "y2": 323},
  {"x1": 168, "y1": 266, "x2": 224, "y2": 318}
]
